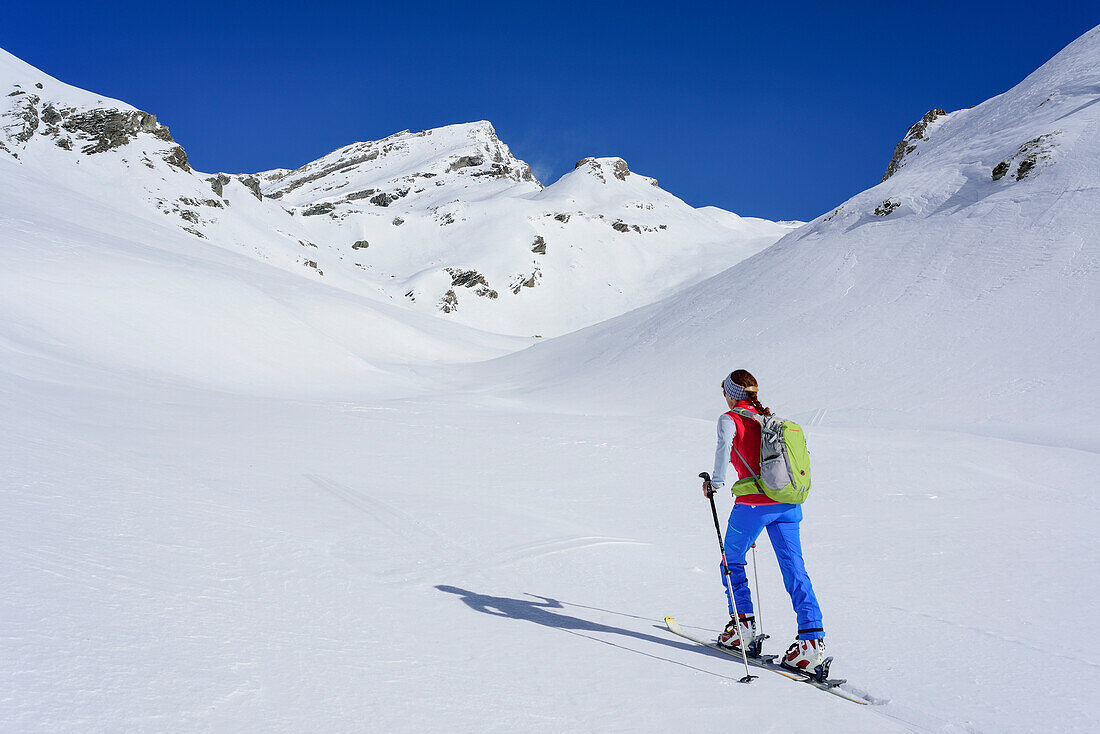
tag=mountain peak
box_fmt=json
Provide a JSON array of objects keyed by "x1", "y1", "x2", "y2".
[{"x1": 259, "y1": 121, "x2": 540, "y2": 205}]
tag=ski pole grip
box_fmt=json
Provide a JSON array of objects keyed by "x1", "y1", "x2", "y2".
[{"x1": 699, "y1": 472, "x2": 711, "y2": 482}]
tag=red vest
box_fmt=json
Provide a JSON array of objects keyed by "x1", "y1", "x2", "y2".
[{"x1": 726, "y1": 401, "x2": 779, "y2": 506}]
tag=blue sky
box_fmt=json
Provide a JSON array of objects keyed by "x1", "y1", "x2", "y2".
[{"x1": 2, "y1": 2, "x2": 1095, "y2": 221}]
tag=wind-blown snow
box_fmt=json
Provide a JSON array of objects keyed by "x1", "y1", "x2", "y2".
[{"x1": 2, "y1": 25, "x2": 1099, "y2": 734}]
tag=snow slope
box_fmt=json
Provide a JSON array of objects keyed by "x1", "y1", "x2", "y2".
[
  {"x1": 483, "y1": 25, "x2": 1100, "y2": 449},
  {"x1": 3, "y1": 26, "x2": 1100, "y2": 734}
]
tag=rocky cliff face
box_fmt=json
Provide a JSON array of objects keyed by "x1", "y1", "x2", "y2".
[
  {"x1": 2, "y1": 83, "x2": 189, "y2": 169},
  {"x1": 880, "y1": 108, "x2": 946, "y2": 182}
]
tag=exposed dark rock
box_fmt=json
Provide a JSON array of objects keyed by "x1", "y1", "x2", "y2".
[
  {"x1": 163, "y1": 145, "x2": 190, "y2": 171},
  {"x1": 440, "y1": 289, "x2": 459, "y2": 313},
  {"x1": 874, "y1": 199, "x2": 899, "y2": 216},
  {"x1": 531, "y1": 235, "x2": 546, "y2": 254},
  {"x1": 392, "y1": 217, "x2": 405, "y2": 226},
  {"x1": 352, "y1": 240, "x2": 369, "y2": 249},
  {"x1": 207, "y1": 173, "x2": 232, "y2": 197},
  {"x1": 369, "y1": 188, "x2": 409, "y2": 207},
  {"x1": 1015, "y1": 158, "x2": 1037, "y2": 180},
  {"x1": 447, "y1": 268, "x2": 489, "y2": 289},
  {"x1": 992, "y1": 133, "x2": 1058, "y2": 183},
  {"x1": 7, "y1": 90, "x2": 25, "y2": 96},
  {"x1": 612, "y1": 159, "x2": 630, "y2": 180},
  {"x1": 179, "y1": 210, "x2": 200, "y2": 223},
  {"x1": 445, "y1": 268, "x2": 497, "y2": 299},
  {"x1": 62, "y1": 109, "x2": 177, "y2": 154},
  {"x1": 298, "y1": 240, "x2": 318, "y2": 248},
  {"x1": 510, "y1": 268, "x2": 541, "y2": 294},
  {"x1": 35, "y1": 83, "x2": 43, "y2": 89},
  {"x1": 12, "y1": 94, "x2": 40, "y2": 142},
  {"x1": 447, "y1": 155, "x2": 484, "y2": 172},
  {"x1": 553, "y1": 213, "x2": 570, "y2": 223},
  {"x1": 612, "y1": 220, "x2": 631, "y2": 233},
  {"x1": 301, "y1": 202, "x2": 336, "y2": 216},
  {"x1": 56, "y1": 138, "x2": 72, "y2": 150},
  {"x1": 574, "y1": 158, "x2": 591, "y2": 169},
  {"x1": 182, "y1": 226, "x2": 206, "y2": 239},
  {"x1": 472, "y1": 163, "x2": 512, "y2": 178},
  {"x1": 180, "y1": 196, "x2": 223, "y2": 208},
  {"x1": 237, "y1": 175, "x2": 263, "y2": 200},
  {"x1": 41, "y1": 104, "x2": 62, "y2": 125},
  {"x1": 266, "y1": 148, "x2": 380, "y2": 200},
  {"x1": 345, "y1": 189, "x2": 378, "y2": 201},
  {"x1": 881, "y1": 108, "x2": 946, "y2": 182}
]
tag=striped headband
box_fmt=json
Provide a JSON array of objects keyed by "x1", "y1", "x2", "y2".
[{"x1": 723, "y1": 375, "x2": 756, "y2": 401}]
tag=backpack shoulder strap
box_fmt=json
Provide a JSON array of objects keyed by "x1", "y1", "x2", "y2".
[{"x1": 731, "y1": 407, "x2": 763, "y2": 424}]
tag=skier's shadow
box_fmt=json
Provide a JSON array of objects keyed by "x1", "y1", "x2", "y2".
[{"x1": 435, "y1": 585, "x2": 732, "y2": 677}]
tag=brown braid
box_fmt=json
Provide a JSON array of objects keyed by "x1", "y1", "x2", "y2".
[{"x1": 728, "y1": 369, "x2": 772, "y2": 416}]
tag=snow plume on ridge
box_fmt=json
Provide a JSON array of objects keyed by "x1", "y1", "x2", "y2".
[{"x1": 487, "y1": 25, "x2": 1100, "y2": 448}]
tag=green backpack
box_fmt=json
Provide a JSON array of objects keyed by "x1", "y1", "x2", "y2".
[{"x1": 729, "y1": 408, "x2": 812, "y2": 504}]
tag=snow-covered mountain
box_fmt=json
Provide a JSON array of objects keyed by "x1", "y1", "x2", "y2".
[
  {"x1": 0, "y1": 47, "x2": 791, "y2": 341},
  {"x1": 3, "y1": 26, "x2": 1099, "y2": 734},
  {"x1": 486, "y1": 25, "x2": 1100, "y2": 448}
]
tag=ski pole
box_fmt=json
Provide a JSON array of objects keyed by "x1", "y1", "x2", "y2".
[
  {"x1": 751, "y1": 543, "x2": 763, "y2": 638},
  {"x1": 700, "y1": 472, "x2": 757, "y2": 684}
]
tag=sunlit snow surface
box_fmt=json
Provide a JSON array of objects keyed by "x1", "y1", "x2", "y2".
[{"x1": 2, "y1": 26, "x2": 1099, "y2": 734}]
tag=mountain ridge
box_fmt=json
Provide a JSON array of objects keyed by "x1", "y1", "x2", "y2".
[{"x1": 0, "y1": 46, "x2": 790, "y2": 339}]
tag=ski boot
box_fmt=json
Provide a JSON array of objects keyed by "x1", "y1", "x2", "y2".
[
  {"x1": 717, "y1": 614, "x2": 765, "y2": 656},
  {"x1": 781, "y1": 638, "x2": 832, "y2": 682}
]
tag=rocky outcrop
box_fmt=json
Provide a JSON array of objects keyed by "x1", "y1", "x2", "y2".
[
  {"x1": 207, "y1": 174, "x2": 232, "y2": 197},
  {"x1": 301, "y1": 202, "x2": 336, "y2": 216},
  {"x1": 445, "y1": 268, "x2": 498, "y2": 300},
  {"x1": 439, "y1": 289, "x2": 459, "y2": 313},
  {"x1": 447, "y1": 155, "x2": 483, "y2": 172},
  {"x1": 369, "y1": 188, "x2": 409, "y2": 207},
  {"x1": 510, "y1": 267, "x2": 541, "y2": 294},
  {"x1": 2, "y1": 84, "x2": 190, "y2": 170},
  {"x1": 162, "y1": 145, "x2": 190, "y2": 171},
  {"x1": 265, "y1": 147, "x2": 382, "y2": 199},
  {"x1": 237, "y1": 175, "x2": 263, "y2": 200},
  {"x1": 874, "y1": 198, "x2": 899, "y2": 216},
  {"x1": 881, "y1": 108, "x2": 946, "y2": 181},
  {"x1": 60, "y1": 108, "x2": 175, "y2": 154},
  {"x1": 531, "y1": 235, "x2": 546, "y2": 254},
  {"x1": 992, "y1": 133, "x2": 1058, "y2": 182},
  {"x1": 9, "y1": 93, "x2": 41, "y2": 142}
]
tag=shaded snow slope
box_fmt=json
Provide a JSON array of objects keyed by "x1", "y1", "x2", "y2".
[
  {"x1": 0, "y1": 47, "x2": 789, "y2": 339},
  {"x1": 481, "y1": 25, "x2": 1100, "y2": 448}
]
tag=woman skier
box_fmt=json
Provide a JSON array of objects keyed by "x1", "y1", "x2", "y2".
[{"x1": 702, "y1": 369, "x2": 826, "y2": 673}]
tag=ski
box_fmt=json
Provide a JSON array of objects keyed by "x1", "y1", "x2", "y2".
[{"x1": 664, "y1": 616, "x2": 871, "y2": 705}]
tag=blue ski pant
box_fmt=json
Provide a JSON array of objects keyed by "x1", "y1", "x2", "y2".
[{"x1": 720, "y1": 503, "x2": 824, "y2": 640}]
